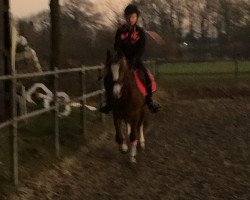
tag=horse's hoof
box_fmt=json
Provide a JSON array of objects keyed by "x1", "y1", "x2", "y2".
[
  {"x1": 119, "y1": 144, "x2": 128, "y2": 154},
  {"x1": 140, "y1": 142, "x2": 145, "y2": 150},
  {"x1": 130, "y1": 156, "x2": 137, "y2": 163}
]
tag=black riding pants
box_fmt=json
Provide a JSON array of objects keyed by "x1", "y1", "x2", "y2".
[{"x1": 129, "y1": 58, "x2": 153, "y2": 98}]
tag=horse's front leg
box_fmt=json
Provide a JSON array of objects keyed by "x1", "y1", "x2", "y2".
[
  {"x1": 129, "y1": 121, "x2": 139, "y2": 163},
  {"x1": 114, "y1": 118, "x2": 128, "y2": 154},
  {"x1": 138, "y1": 110, "x2": 145, "y2": 150}
]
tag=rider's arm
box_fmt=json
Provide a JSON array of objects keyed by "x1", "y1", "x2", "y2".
[{"x1": 134, "y1": 28, "x2": 146, "y2": 61}]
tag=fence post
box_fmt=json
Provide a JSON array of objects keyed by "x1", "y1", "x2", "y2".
[
  {"x1": 81, "y1": 65, "x2": 87, "y2": 145},
  {"x1": 98, "y1": 66, "x2": 105, "y2": 123},
  {"x1": 11, "y1": 59, "x2": 18, "y2": 186},
  {"x1": 54, "y1": 67, "x2": 60, "y2": 157},
  {"x1": 2, "y1": 0, "x2": 18, "y2": 186}
]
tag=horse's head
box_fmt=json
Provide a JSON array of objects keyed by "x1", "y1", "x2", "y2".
[{"x1": 106, "y1": 50, "x2": 129, "y2": 99}]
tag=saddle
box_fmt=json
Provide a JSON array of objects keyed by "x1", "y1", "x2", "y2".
[{"x1": 134, "y1": 69, "x2": 156, "y2": 96}]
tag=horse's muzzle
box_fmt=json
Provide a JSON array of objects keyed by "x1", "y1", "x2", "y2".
[{"x1": 113, "y1": 83, "x2": 122, "y2": 99}]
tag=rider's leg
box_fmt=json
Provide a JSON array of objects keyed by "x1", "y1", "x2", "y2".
[{"x1": 137, "y1": 61, "x2": 160, "y2": 113}]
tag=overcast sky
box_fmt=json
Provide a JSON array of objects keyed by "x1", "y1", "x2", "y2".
[
  {"x1": 10, "y1": 0, "x2": 130, "y2": 18},
  {"x1": 10, "y1": 0, "x2": 50, "y2": 18}
]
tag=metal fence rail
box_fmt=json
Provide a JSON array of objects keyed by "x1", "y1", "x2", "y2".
[
  {"x1": 0, "y1": 64, "x2": 105, "y2": 185},
  {"x1": 0, "y1": 66, "x2": 106, "y2": 81}
]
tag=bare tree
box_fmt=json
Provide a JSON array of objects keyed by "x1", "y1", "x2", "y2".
[{"x1": 50, "y1": 0, "x2": 61, "y2": 72}]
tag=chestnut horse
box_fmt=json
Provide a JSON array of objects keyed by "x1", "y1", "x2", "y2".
[{"x1": 105, "y1": 51, "x2": 146, "y2": 163}]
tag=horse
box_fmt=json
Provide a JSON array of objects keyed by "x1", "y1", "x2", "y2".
[{"x1": 105, "y1": 50, "x2": 147, "y2": 163}]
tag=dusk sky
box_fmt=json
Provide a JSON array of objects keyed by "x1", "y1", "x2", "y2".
[
  {"x1": 10, "y1": 0, "x2": 130, "y2": 18},
  {"x1": 10, "y1": 0, "x2": 50, "y2": 18}
]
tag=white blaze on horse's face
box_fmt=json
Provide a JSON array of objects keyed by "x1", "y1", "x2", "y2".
[
  {"x1": 111, "y1": 63, "x2": 122, "y2": 99},
  {"x1": 113, "y1": 84, "x2": 122, "y2": 99},
  {"x1": 111, "y1": 63, "x2": 119, "y2": 81}
]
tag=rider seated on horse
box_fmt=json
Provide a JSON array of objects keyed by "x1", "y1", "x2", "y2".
[{"x1": 100, "y1": 4, "x2": 160, "y2": 114}]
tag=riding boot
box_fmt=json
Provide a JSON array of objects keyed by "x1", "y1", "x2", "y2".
[
  {"x1": 141, "y1": 66, "x2": 160, "y2": 113},
  {"x1": 145, "y1": 85, "x2": 160, "y2": 113}
]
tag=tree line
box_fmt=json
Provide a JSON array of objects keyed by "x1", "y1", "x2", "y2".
[{"x1": 17, "y1": 0, "x2": 250, "y2": 69}]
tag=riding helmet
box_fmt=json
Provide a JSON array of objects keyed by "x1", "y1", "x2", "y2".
[{"x1": 124, "y1": 4, "x2": 140, "y2": 18}]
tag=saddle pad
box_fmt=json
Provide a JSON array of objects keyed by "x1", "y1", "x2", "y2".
[{"x1": 134, "y1": 70, "x2": 156, "y2": 96}]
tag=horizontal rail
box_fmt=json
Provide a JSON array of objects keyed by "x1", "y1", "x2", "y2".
[
  {"x1": 0, "y1": 108, "x2": 56, "y2": 129},
  {"x1": 0, "y1": 71, "x2": 54, "y2": 81},
  {"x1": 0, "y1": 90, "x2": 105, "y2": 130},
  {"x1": 57, "y1": 90, "x2": 105, "y2": 106},
  {"x1": 82, "y1": 65, "x2": 105, "y2": 71},
  {"x1": 57, "y1": 67, "x2": 82, "y2": 74},
  {"x1": 0, "y1": 75, "x2": 12, "y2": 81},
  {"x1": 0, "y1": 65, "x2": 104, "y2": 81},
  {"x1": 16, "y1": 107, "x2": 55, "y2": 122},
  {"x1": 0, "y1": 120, "x2": 12, "y2": 130},
  {"x1": 84, "y1": 89, "x2": 105, "y2": 99},
  {"x1": 16, "y1": 71, "x2": 55, "y2": 79}
]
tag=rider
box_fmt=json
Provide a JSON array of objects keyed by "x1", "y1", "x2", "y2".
[{"x1": 100, "y1": 4, "x2": 160, "y2": 114}]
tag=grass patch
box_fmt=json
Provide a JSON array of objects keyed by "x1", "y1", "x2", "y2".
[
  {"x1": 146, "y1": 61, "x2": 250, "y2": 99},
  {"x1": 154, "y1": 61, "x2": 250, "y2": 74},
  {"x1": 157, "y1": 73, "x2": 250, "y2": 100}
]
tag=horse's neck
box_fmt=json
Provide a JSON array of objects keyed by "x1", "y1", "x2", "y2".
[{"x1": 124, "y1": 70, "x2": 139, "y2": 95}]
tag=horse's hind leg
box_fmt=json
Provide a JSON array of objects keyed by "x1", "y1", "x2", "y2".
[
  {"x1": 114, "y1": 118, "x2": 128, "y2": 153},
  {"x1": 139, "y1": 123, "x2": 145, "y2": 150}
]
